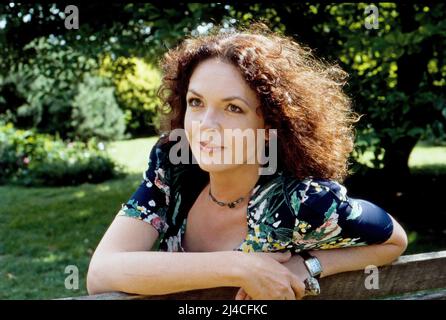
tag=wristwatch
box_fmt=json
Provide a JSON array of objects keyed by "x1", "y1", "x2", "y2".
[
  {"x1": 299, "y1": 251, "x2": 323, "y2": 296},
  {"x1": 299, "y1": 251, "x2": 323, "y2": 279}
]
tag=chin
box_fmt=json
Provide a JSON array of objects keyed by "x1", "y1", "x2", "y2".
[
  {"x1": 190, "y1": 145, "x2": 242, "y2": 173},
  {"x1": 196, "y1": 162, "x2": 240, "y2": 173}
]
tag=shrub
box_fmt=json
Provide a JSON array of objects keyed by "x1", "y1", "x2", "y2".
[
  {"x1": 99, "y1": 55, "x2": 162, "y2": 136},
  {"x1": 0, "y1": 123, "x2": 124, "y2": 186},
  {"x1": 71, "y1": 75, "x2": 126, "y2": 141},
  {"x1": 0, "y1": 39, "x2": 125, "y2": 141}
]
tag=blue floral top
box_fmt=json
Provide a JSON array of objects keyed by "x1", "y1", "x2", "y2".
[{"x1": 117, "y1": 135, "x2": 394, "y2": 253}]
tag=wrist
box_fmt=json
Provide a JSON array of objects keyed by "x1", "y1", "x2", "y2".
[
  {"x1": 308, "y1": 251, "x2": 325, "y2": 278},
  {"x1": 284, "y1": 254, "x2": 311, "y2": 280},
  {"x1": 297, "y1": 251, "x2": 323, "y2": 297},
  {"x1": 221, "y1": 251, "x2": 249, "y2": 287},
  {"x1": 299, "y1": 251, "x2": 323, "y2": 279}
]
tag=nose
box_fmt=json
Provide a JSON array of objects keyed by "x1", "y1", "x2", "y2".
[{"x1": 200, "y1": 107, "x2": 221, "y2": 132}]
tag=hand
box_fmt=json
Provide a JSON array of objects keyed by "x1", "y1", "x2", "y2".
[
  {"x1": 234, "y1": 287, "x2": 251, "y2": 300},
  {"x1": 235, "y1": 251, "x2": 306, "y2": 300}
]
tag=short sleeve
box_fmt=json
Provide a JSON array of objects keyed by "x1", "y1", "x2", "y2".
[
  {"x1": 290, "y1": 178, "x2": 394, "y2": 252},
  {"x1": 117, "y1": 136, "x2": 171, "y2": 236}
]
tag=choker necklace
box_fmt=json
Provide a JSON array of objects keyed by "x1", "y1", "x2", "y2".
[{"x1": 208, "y1": 186, "x2": 245, "y2": 209}]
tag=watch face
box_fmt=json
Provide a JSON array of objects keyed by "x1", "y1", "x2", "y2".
[{"x1": 305, "y1": 257, "x2": 322, "y2": 277}]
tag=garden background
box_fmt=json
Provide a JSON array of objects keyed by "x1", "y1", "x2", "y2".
[{"x1": 0, "y1": 2, "x2": 445, "y2": 299}]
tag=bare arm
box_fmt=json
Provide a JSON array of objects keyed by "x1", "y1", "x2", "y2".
[
  {"x1": 87, "y1": 216, "x2": 242, "y2": 296},
  {"x1": 236, "y1": 214, "x2": 408, "y2": 300}
]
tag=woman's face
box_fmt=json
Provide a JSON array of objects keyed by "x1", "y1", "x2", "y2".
[{"x1": 184, "y1": 57, "x2": 267, "y2": 173}]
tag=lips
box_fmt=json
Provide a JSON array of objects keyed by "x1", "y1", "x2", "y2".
[
  {"x1": 199, "y1": 141, "x2": 225, "y2": 151},
  {"x1": 200, "y1": 141, "x2": 222, "y2": 148}
]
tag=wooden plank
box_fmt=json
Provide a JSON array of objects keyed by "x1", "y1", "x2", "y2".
[
  {"x1": 59, "y1": 250, "x2": 446, "y2": 300},
  {"x1": 380, "y1": 288, "x2": 446, "y2": 300},
  {"x1": 58, "y1": 288, "x2": 239, "y2": 300},
  {"x1": 307, "y1": 250, "x2": 446, "y2": 300}
]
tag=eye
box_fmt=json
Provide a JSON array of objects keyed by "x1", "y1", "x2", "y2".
[
  {"x1": 187, "y1": 98, "x2": 202, "y2": 108},
  {"x1": 226, "y1": 104, "x2": 243, "y2": 114}
]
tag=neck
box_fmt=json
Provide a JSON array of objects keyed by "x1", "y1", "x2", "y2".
[{"x1": 208, "y1": 164, "x2": 261, "y2": 203}]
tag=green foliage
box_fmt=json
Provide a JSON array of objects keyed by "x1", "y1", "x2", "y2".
[
  {"x1": 227, "y1": 3, "x2": 446, "y2": 172},
  {"x1": 0, "y1": 123, "x2": 124, "y2": 186},
  {"x1": 99, "y1": 55, "x2": 162, "y2": 136},
  {"x1": 0, "y1": 3, "x2": 230, "y2": 140},
  {"x1": 0, "y1": 38, "x2": 95, "y2": 136},
  {"x1": 0, "y1": 3, "x2": 225, "y2": 71},
  {"x1": 1, "y1": 3, "x2": 445, "y2": 173},
  {"x1": 71, "y1": 75, "x2": 126, "y2": 141},
  {"x1": 325, "y1": 3, "x2": 446, "y2": 169},
  {"x1": 0, "y1": 38, "x2": 126, "y2": 140}
]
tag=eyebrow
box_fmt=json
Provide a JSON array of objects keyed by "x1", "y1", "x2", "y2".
[{"x1": 187, "y1": 89, "x2": 252, "y2": 108}]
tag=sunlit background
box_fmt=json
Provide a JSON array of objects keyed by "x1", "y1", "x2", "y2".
[{"x1": 0, "y1": 3, "x2": 445, "y2": 299}]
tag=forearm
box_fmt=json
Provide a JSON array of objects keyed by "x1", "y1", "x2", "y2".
[
  {"x1": 87, "y1": 251, "x2": 243, "y2": 295},
  {"x1": 284, "y1": 243, "x2": 405, "y2": 280},
  {"x1": 285, "y1": 215, "x2": 408, "y2": 279}
]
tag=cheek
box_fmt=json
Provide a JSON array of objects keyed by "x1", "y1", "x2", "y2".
[
  {"x1": 184, "y1": 112, "x2": 190, "y2": 132},
  {"x1": 184, "y1": 112, "x2": 193, "y2": 143},
  {"x1": 184, "y1": 108, "x2": 203, "y2": 128},
  {"x1": 184, "y1": 109, "x2": 196, "y2": 130},
  {"x1": 224, "y1": 113, "x2": 263, "y2": 130},
  {"x1": 184, "y1": 113, "x2": 200, "y2": 143},
  {"x1": 238, "y1": 114, "x2": 265, "y2": 132}
]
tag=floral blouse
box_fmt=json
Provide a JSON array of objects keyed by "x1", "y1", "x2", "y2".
[{"x1": 117, "y1": 135, "x2": 394, "y2": 253}]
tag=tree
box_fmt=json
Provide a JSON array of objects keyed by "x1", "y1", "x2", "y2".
[
  {"x1": 225, "y1": 3, "x2": 446, "y2": 179},
  {"x1": 332, "y1": 3, "x2": 446, "y2": 179},
  {"x1": 1, "y1": 3, "x2": 445, "y2": 176},
  {"x1": 0, "y1": 3, "x2": 230, "y2": 138},
  {"x1": 71, "y1": 75, "x2": 125, "y2": 141}
]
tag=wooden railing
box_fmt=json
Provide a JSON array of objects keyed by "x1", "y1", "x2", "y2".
[{"x1": 60, "y1": 250, "x2": 446, "y2": 300}]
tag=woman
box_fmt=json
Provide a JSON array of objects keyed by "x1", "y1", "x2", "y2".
[{"x1": 87, "y1": 23, "x2": 408, "y2": 300}]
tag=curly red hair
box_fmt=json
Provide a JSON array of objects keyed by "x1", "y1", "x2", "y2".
[{"x1": 156, "y1": 22, "x2": 359, "y2": 181}]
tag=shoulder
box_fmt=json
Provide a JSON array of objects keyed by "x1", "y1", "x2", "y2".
[
  {"x1": 148, "y1": 133, "x2": 174, "y2": 168},
  {"x1": 148, "y1": 132, "x2": 195, "y2": 170},
  {"x1": 260, "y1": 173, "x2": 347, "y2": 214},
  {"x1": 140, "y1": 134, "x2": 178, "y2": 201},
  {"x1": 282, "y1": 176, "x2": 394, "y2": 245},
  {"x1": 249, "y1": 174, "x2": 348, "y2": 230},
  {"x1": 292, "y1": 177, "x2": 348, "y2": 211},
  {"x1": 146, "y1": 133, "x2": 207, "y2": 202},
  {"x1": 244, "y1": 174, "x2": 344, "y2": 250},
  {"x1": 245, "y1": 173, "x2": 394, "y2": 252},
  {"x1": 146, "y1": 133, "x2": 184, "y2": 180},
  {"x1": 280, "y1": 176, "x2": 349, "y2": 224},
  {"x1": 249, "y1": 173, "x2": 346, "y2": 212}
]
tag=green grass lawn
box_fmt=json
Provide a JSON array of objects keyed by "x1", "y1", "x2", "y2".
[
  {"x1": 357, "y1": 142, "x2": 446, "y2": 175},
  {"x1": 408, "y1": 142, "x2": 446, "y2": 176},
  {"x1": 0, "y1": 137, "x2": 445, "y2": 299},
  {"x1": 0, "y1": 136, "x2": 158, "y2": 299},
  {"x1": 107, "y1": 136, "x2": 159, "y2": 173}
]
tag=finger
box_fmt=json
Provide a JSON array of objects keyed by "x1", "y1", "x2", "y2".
[
  {"x1": 235, "y1": 288, "x2": 247, "y2": 300},
  {"x1": 287, "y1": 286, "x2": 299, "y2": 300},
  {"x1": 289, "y1": 275, "x2": 306, "y2": 300},
  {"x1": 240, "y1": 289, "x2": 248, "y2": 300}
]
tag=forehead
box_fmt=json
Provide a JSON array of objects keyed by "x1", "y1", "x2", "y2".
[{"x1": 188, "y1": 58, "x2": 258, "y2": 102}]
